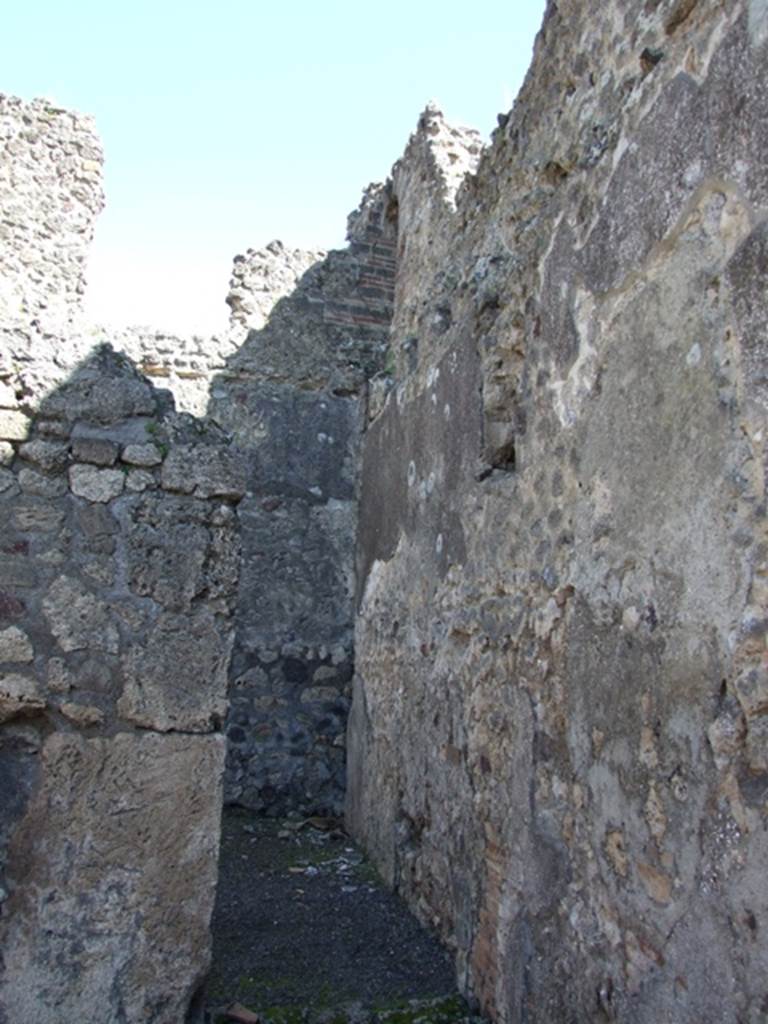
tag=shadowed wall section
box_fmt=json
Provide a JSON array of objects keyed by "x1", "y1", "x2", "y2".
[
  {"x1": 208, "y1": 189, "x2": 396, "y2": 816},
  {"x1": 0, "y1": 348, "x2": 245, "y2": 1023}
]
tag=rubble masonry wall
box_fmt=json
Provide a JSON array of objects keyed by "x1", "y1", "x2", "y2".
[{"x1": 348, "y1": 2, "x2": 768, "y2": 1022}]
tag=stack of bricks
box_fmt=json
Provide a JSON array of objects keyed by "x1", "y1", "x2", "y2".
[{"x1": 330, "y1": 183, "x2": 396, "y2": 341}]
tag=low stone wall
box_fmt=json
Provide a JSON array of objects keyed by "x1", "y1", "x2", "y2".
[
  {"x1": 0, "y1": 346, "x2": 245, "y2": 1022},
  {"x1": 226, "y1": 640, "x2": 353, "y2": 815}
]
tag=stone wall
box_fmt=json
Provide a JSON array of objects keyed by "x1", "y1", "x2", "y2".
[
  {"x1": 84, "y1": 212, "x2": 397, "y2": 821},
  {"x1": 7, "y1": 5, "x2": 766, "y2": 1016},
  {"x1": 0, "y1": 96, "x2": 248, "y2": 1022},
  {"x1": 0, "y1": 94, "x2": 105, "y2": 409},
  {"x1": 348, "y1": 3, "x2": 768, "y2": 1022},
  {"x1": 0, "y1": 94, "x2": 104, "y2": 339},
  {"x1": 227, "y1": 239, "x2": 327, "y2": 339},
  {"x1": 105, "y1": 190, "x2": 398, "y2": 820},
  {"x1": 0, "y1": 87, "x2": 397, "y2": 827},
  {"x1": 0, "y1": 346, "x2": 245, "y2": 1023},
  {"x1": 210, "y1": 186, "x2": 396, "y2": 816},
  {"x1": 387, "y1": 104, "x2": 483, "y2": 378}
]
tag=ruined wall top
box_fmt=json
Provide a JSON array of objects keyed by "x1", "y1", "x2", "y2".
[
  {"x1": 0, "y1": 95, "x2": 104, "y2": 345},
  {"x1": 226, "y1": 240, "x2": 327, "y2": 341},
  {"x1": 0, "y1": 94, "x2": 108, "y2": 415},
  {"x1": 392, "y1": 102, "x2": 483, "y2": 214},
  {"x1": 384, "y1": 105, "x2": 483, "y2": 368},
  {"x1": 382, "y1": 0, "x2": 765, "y2": 384},
  {"x1": 217, "y1": 184, "x2": 395, "y2": 396}
]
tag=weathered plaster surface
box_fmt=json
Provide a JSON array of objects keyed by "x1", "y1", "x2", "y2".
[
  {"x1": 349, "y1": 3, "x2": 768, "y2": 1021},
  {"x1": 1, "y1": 732, "x2": 224, "y2": 1024}
]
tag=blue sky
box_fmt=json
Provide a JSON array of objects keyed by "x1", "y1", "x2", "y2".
[{"x1": 4, "y1": 1, "x2": 546, "y2": 334}]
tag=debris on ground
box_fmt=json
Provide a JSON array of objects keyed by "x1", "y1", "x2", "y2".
[
  {"x1": 223, "y1": 1003, "x2": 261, "y2": 1024},
  {"x1": 207, "y1": 809, "x2": 484, "y2": 1024}
]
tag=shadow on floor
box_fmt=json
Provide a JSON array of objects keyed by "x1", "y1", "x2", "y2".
[{"x1": 207, "y1": 808, "x2": 483, "y2": 1024}]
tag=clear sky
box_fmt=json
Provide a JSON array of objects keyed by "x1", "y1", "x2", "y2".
[{"x1": 3, "y1": 1, "x2": 546, "y2": 336}]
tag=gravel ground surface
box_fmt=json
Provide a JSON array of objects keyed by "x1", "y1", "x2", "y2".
[{"x1": 206, "y1": 808, "x2": 481, "y2": 1024}]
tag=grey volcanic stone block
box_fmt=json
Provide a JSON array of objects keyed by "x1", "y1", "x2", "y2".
[
  {"x1": 122, "y1": 441, "x2": 163, "y2": 466},
  {"x1": 0, "y1": 673, "x2": 45, "y2": 723},
  {"x1": 161, "y1": 444, "x2": 246, "y2": 500},
  {"x1": 71, "y1": 436, "x2": 119, "y2": 466},
  {"x1": 17, "y1": 440, "x2": 69, "y2": 472},
  {"x1": 11, "y1": 500, "x2": 65, "y2": 532},
  {"x1": 0, "y1": 627, "x2": 33, "y2": 663},
  {"x1": 17, "y1": 467, "x2": 68, "y2": 498}
]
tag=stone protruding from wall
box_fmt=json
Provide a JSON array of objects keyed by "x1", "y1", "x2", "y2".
[
  {"x1": 349, "y1": 3, "x2": 768, "y2": 1023},
  {"x1": 210, "y1": 187, "x2": 396, "y2": 816},
  {"x1": 0, "y1": 345, "x2": 244, "y2": 1023}
]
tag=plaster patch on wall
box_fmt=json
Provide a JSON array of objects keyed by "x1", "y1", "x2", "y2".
[
  {"x1": 550, "y1": 289, "x2": 599, "y2": 428},
  {"x1": 717, "y1": 192, "x2": 754, "y2": 257},
  {"x1": 360, "y1": 557, "x2": 389, "y2": 615},
  {"x1": 749, "y1": 0, "x2": 768, "y2": 47}
]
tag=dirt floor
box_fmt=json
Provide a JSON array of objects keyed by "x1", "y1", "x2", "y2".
[{"x1": 206, "y1": 807, "x2": 483, "y2": 1024}]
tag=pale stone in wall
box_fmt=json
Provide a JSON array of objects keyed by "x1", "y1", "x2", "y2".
[
  {"x1": 0, "y1": 673, "x2": 45, "y2": 723},
  {"x1": 122, "y1": 441, "x2": 163, "y2": 466},
  {"x1": 69, "y1": 463, "x2": 125, "y2": 502},
  {"x1": 0, "y1": 732, "x2": 225, "y2": 1024},
  {"x1": 43, "y1": 575, "x2": 120, "y2": 654},
  {"x1": 0, "y1": 410, "x2": 30, "y2": 441},
  {"x1": 0, "y1": 626, "x2": 34, "y2": 663},
  {"x1": 59, "y1": 701, "x2": 105, "y2": 726},
  {"x1": 160, "y1": 444, "x2": 247, "y2": 500}
]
